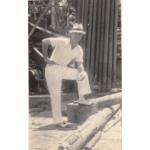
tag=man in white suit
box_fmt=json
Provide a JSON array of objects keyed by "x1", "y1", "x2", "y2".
[{"x1": 42, "y1": 23, "x2": 91, "y2": 128}]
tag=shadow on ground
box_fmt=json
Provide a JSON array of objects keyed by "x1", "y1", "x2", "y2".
[{"x1": 36, "y1": 123, "x2": 78, "y2": 131}]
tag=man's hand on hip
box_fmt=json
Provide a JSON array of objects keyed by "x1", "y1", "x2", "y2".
[{"x1": 45, "y1": 58, "x2": 55, "y2": 65}]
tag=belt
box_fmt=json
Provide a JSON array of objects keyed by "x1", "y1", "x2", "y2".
[{"x1": 46, "y1": 61, "x2": 63, "y2": 67}]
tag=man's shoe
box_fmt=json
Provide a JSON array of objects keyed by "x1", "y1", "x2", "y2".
[
  {"x1": 78, "y1": 97, "x2": 92, "y2": 105},
  {"x1": 77, "y1": 96, "x2": 92, "y2": 105},
  {"x1": 77, "y1": 99, "x2": 92, "y2": 105},
  {"x1": 56, "y1": 121, "x2": 77, "y2": 130}
]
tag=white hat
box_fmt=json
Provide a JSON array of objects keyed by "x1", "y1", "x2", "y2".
[{"x1": 69, "y1": 23, "x2": 86, "y2": 34}]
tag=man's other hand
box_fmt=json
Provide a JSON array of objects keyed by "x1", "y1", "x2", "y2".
[{"x1": 78, "y1": 71, "x2": 86, "y2": 81}]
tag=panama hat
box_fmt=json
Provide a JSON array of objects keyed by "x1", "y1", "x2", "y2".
[{"x1": 69, "y1": 23, "x2": 86, "y2": 34}]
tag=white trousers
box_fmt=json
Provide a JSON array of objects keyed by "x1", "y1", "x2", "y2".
[{"x1": 45, "y1": 64, "x2": 91, "y2": 123}]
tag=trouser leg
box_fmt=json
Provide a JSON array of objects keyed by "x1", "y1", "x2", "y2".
[
  {"x1": 45, "y1": 65, "x2": 92, "y2": 123},
  {"x1": 45, "y1": 66, "x2": 64, "y2": 124},
  {"x1": 60, "y1": 66, "x2": 92, "y2": 96},
  {"x1": 77, "y1": 72, "x2": 92, "y2": 96}
]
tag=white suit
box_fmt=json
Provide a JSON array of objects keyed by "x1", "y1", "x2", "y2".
[{"x1": 44, "y1": 37, "x2": 91, "y2": 123}]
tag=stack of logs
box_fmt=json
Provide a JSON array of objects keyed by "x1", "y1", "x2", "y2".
[{"x1": 58, "y1": 92, "x2": 122, "y2": 150}]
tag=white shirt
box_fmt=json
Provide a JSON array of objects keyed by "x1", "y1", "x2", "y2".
[{"x1": 49, "y1": 37, "x2": 83, "y2": 66}]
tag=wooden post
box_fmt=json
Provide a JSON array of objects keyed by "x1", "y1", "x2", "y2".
[
  {"x1": 112, "y1": 0, "x2": 119, "y2": 88},
  {"x1": 102, "y1": 0, "x2": 111, "y2": 91},
  {"x1": 51, "y1": 0, "x2": 56, "y2": 29},
  {"x1": 107, "y1": 0, "x2": 115, "y2": 91},
  {"x1": 98, "y1": 0, "x2": 106, "y2": 91},
  {"x1": 95, "y1": 0, "x2": 102, "y2": 85},
  {"x1": 82, "y1": 0, "x2": 89, "y2": 69},
  {"x1": 77, "y1": 0, "x2": 81, "y2": 22},
  {"x1": 90, "y1": 0, "x2": 98, "y2": 81},
  {"x1": 81, "y1": 0, "x2": 85, "y2": 22},
  {"x1": 86, "y1": 0, "x2": 94, "y2": 80}
]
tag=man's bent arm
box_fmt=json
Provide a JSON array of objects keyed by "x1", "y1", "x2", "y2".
[
  {"x1": 42, "y1": 38, "x2": 52, "y2": 63},
  {"x1": 76, "y1": 61, "x2": 84, "y2": 73}
]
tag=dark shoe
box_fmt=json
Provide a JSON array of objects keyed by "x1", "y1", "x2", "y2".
[
  {"x1": 77, "y1": 96, "x2": 92, "y2": 105},
  {"x1": 78, "y1": 100, "x2": 92, "y2": 105},
  {"x1": 56, "y1": 121, "x2": 77, "y2": 130}
]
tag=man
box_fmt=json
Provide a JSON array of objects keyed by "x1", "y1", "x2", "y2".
[{"x1": 42, "y1": 23, "x2": 91, "y2": 128}]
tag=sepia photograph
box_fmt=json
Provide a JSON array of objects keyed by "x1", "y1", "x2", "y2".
[{"x1": 28, "y1": 0, "x2": 122, "y2": 149}]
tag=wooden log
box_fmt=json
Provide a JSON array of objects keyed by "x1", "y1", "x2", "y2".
[
  {"x1": 58, "y1": 104, "x2": 121, "y2": 150},
  {"x1": 91, "y1": 92, "x2": 122, "y2": 109},
  {"x1": 67, "y1": 92, "x2": 121, "y2": 124},
  {"x1": 58, "y1": 108, "x2": 112, "y2": 150},
  {"x1": 84, "y1": 104, "x2": 121, "y2": 150},
  {"x1": 84, "y1": 132, "x2": 102, "y2": 150}
]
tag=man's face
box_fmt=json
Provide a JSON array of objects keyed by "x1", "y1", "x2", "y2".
[{"x1": 70, "y1": 32, "x2": 83, "y2": 43}]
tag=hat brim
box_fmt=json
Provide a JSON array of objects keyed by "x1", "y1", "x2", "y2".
[{"x1": 69, "y1": 30, "x2": 86, "y2": 35}]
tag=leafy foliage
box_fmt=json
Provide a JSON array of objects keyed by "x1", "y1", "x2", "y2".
[{"x1": 28, "y1": 0, "x2": 78, "y2": 35}]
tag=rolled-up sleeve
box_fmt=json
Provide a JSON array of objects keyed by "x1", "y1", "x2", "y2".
[{"x1": 50, "y1": 38, "x2": 60, "y2": 47}]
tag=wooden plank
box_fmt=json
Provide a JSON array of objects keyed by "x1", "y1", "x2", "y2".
[
  {"x1": 90, "y1": 0, "x2": 98, "y2": 81},
  {"x1": 107, "y1": 0, "x2": 115, "y2": 91},
  {"x1": 112, "y1": 0, "x2": 118, "y2": 88},
  {"x1": 28, "y1": 22, "x2": 63, "y2": 37},
  {"x1": 29, "y1": 94, "x2": 49, "y2": 98}
]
